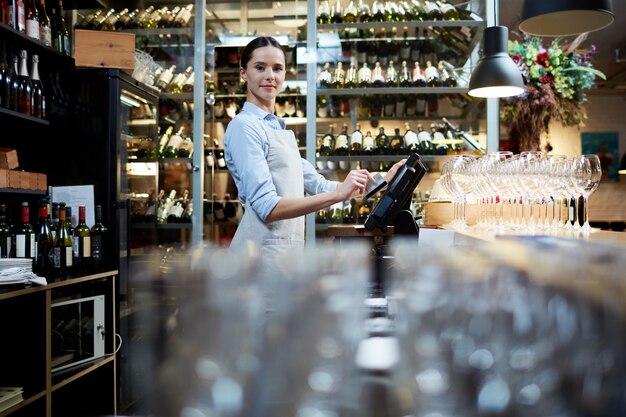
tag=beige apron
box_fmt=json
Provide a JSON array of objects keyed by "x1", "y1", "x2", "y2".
[{"x1": 230, "y1": 123, "x2": 305, "y2": 258}]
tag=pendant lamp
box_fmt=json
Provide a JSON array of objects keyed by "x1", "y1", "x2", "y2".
[
  {"x1": 468, "y1": 26, "x2": 525, "y2": 98},
  {"x1": 519, "y1": 0, "x2": 614, "y2": 37}
]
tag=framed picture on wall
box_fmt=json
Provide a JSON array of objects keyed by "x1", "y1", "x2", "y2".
[{"x1": 581, "y1": 132, "x2": 620, "y2": 181}]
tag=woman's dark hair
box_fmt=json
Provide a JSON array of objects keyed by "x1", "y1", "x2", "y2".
[{"x1": 240, "y1": 36, "x2": 284, "y2": 69}]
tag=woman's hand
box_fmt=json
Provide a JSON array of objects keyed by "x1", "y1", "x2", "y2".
[
  {"x1": 383, "y1": 159, "x2": 407, "y2": 184},
  {"x1": 335, "y1": 169, "x2": 375, "y2": 201}
]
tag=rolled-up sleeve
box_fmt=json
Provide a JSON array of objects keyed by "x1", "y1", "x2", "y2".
[
  {"x1": 224, "y1": 117, "x2": 281, "y2": 222},
  {"x1": 302, "y1": 158, "x2": 338, "y2": 195}
]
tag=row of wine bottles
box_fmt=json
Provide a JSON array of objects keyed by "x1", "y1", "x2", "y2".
[
  {"x1": 316, "y1": 193, "x2": 424, "y2": 224},
  {"x1": 318, "y1": 59, "x2": 457, "y2": 89},
  {"x1": 75, "y1": 5, "x2": 194, "y2": 31},
  {"x1": 132, "y1": 125, "x2": 194, "y2": 159},
  {"x1": 318, "y1": 93, "x2": 456, "y2": 119},
  {"x1": 317, "y1": 0, "x2": 474, "y2": 24},
  {"x1": 0, "y1": 42, "x2": 46, "y2": 118},
  {"x1": 0, "y1": 200, "x2": 107, "y2": 279},
  {"x1": 318, "y1": 121, "x2": 462, "y2": 158},
  {"x1": 0, "y1": 0, "x2": 70, "y2": 55}
]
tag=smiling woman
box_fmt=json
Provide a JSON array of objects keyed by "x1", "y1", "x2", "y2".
[{"x1": 222, "y1": 36, "x2": 404, "y2": 257}]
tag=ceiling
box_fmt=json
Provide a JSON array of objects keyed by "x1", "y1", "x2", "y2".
[{"x1": 107, "y1": 0, "x2": 626, "y2": 90}]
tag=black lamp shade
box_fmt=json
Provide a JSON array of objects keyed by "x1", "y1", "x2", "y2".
[
  {"x1": 519, "y1": 0, "x2": 614, "y2": 36},
  {"x1": 468, "y1": 26, "x2": 525, "y2": 98}
]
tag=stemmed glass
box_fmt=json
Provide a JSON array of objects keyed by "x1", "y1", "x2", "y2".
[
  {"x1": 572, "y1": 154, "x2": 602, "y2": 231},
  {"x1": 442, "y1": 155, "x2": 476, "y2": 230}
]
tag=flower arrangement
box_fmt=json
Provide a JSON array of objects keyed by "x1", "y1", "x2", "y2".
[{"x1": 500, "y1": 34, "x2": 605, "y2": 151}]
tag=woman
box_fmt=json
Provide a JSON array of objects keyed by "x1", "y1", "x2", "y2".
[{"x1": 224, "y1": 37, "x2": 403, "y2": 256}]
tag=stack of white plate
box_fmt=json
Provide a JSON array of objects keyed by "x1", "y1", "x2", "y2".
[{"x1": 0, "y1": 258, "x2": 33, "y2": 271}]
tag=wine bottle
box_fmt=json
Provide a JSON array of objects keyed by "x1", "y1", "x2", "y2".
[
  {"x1": 159, "y1": 6, "x2": 179, "y2": 28},
  {"x1": 412, "y1": 62, "x2": 426, "y2": 87},
  {"x1": 371, "y1": 62, "x2": 385, "y2": 87},
  {"x1": 181, "y1": 69, "x2": 195, "y2": 93},
  {"x1": 173, "y1": 4, "x2": 193, "y2": 27},
  {"x1": 16, "y1": 0, "x2": 26, "y2": 32},
  {"x1": 331, "y1": 62, "x2": 345, "y2": 88},
  {"x1": 343, "y1": 62, "x2": 357, "y2": 89},
  {"x1": 350, "y1": 123, "x2": 363, "y2": 155},
  {"x1": 403, "y1": 122, "x2": 419, "y2": 152},
  {"x1": 343, "y1": 199, "x2": 356, "y2": 224},
  {"x1": 405, "y1": 93, "x2": 416, "y2": 116},
  {"x1": 101, "y1": 7, "x2": 126, "y2": 31},
  {"x1": 17, "y1": 49, "x2": 32, "y2": 116},
  {"x1": 12, "y1": 202, "x2": 34, "y2": 260},
  {"x1": 30, "y1": 54, "x2": 45, "y2": 119},
  {"x1": 224, "y1": 193, "x2": 236, "y2": 220},
  {"x1": 54, "y1": 0, "x2": 70, "y2": 56},
  {"x1": 395, "y1": 94, "x2": 406, "y2": 117},
  {"x1": 386, "y1": 0, "x2": 401, "y2": 22},
  {"x1": 24, "y1": 0, "x2": 39, "y2": 40},
  {"x1": 423, "y1": 0, "x2": 442, "y2": 20},
  {"x1": 343, "y1": 0, "x2": 357, "y2": 23},
  {"x1": 157, "y1": 190, "x2": 177, "y2": 224},
  {"x1": 34, "y1": 200, "x2": 54, "y2": 276},
  {"x1": 399, "y1": 0, "x2": 414, "y2": 21},
  {"x1": 439, "y1": 62, "x2": 457, "y2": 86},
  {"x1": 53, "y1": 203, "x2": 72, "y2": 279},
  {"x1": 90, "y1": 205, "x2": 107, "y2": 272},
  {"x1": 214, "y1": 140, "x2": 227, "y2": 169},
  {"x1": 157, "y1": 126, "x2": 174, "y2": 158},
  {"x1": 385, "y1": 61, "x2": 398, "y2": 87},
  {"x1": 167, "y1": 189, "x2": 188, "y2": 223},
  {"x1": 319, "y1": 124, "x2": 335, "y2": 157},
  {"x1": 329, "y1": 202, "x2": 344, "y2": 224},
  {"x1": 181, "y1": 198, "x2": 193, "y2": 223},
  {"x1": 334, "y1": 123, "x2": 349, "y2": 156},
  {"x1": 431, "y1": 123, "x2": 447, "y2": 154},
  {"x1": 424, "y1": 60, "x2": 440, "y2": 87},
  {"x1": 115, "y1": 8, "x2": 136, "y2": 30},
  {"x1": 375, "y1": 127, "x2": 389, "y2": 155},
  {"x1": 317, "y1": 0, "x2": 331, "y2": 24},
  {"x1": 65, "y1": 205, "x2": 73, "y2": 238},
  {"x1": 331, "y1": 0, "x2": 342, "y2": 23},
  {"x1": 371, "y1": 0, "x2": 385, "y2": 22},
  {"x1": 383, "y1": 95, "x2": 395, "y2": 117},
  {"x1": 0, "y1": 41, "x2": 12, "y2": 110},
  {"x1": 177, "y1": 135, "x2": 193, "y2": 158},
  {"x1": 77, "y1": 9, "x2": 100, "y2": 29},
  {"x1": 72, "y1": 206, "x2": 91, "y2": 275},
  {"x1": 399, "y1": 60, "x2": 412, "y2": 87},
  {"x1": 400, "y1": 28, "x2": 412, "y2": 60},
  {"x1": 141, "y1": 6, "x2": 163, "y2": 29},
  {"x1": 87, "y1": 8, "x2": 110, "y2": 30},
  {"x1": 318, "y1": 62, "x2": 333, "y2": 89},
  {"x1": 363, "y1": 130, "x2": 375, "y2": 155},
  {"x1": 417, "y1": 124, "x2": 434, "y2": 154},
  {"x1": 156, "y1": 64, "x2": 176, "y2": 91},
  {"x1": 169, "y1": 66, "x2": 193, "y2": 94},
  {"x1": 163, "y1": 126, "x2": 185, "y2": 158},
  {"x1": 357, "y1": 0, "x2": 371, "y2": 22},
  {"x1": 357, "y1": 62, "x2": 372, "y2": 88},
  {"x1": 412, "y1": 0, "x2": 427, "y2": 21},
  {"x1": 38, "y1": 0, "x2": 51, "y2": 46},
  {"x1": 0, "y1": 204, "x2": 11, "y2": 258},
  {"x1": 439, "y1": 0, "x2": 459, "y2": 20},
  {"x1": 212, "y1": 194, "x2": 225, "y2": 222},
  {"x1": 416, "y1": 94, "x2": 426, "y2": 115},
  {"x1": 389, "y1": 128, "x2": 404, "y2": 155},
  {"x1": 50, "y1": 202, "x2": 59, "y2": 243},
  {"x1": 295, "y1": 85, "x2": 305, "y2": 117}
]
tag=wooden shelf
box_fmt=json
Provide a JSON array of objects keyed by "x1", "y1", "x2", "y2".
[
  {"x1": 0, "y1": 271, "x2": 118, "y2": 301},
  {"x1": 0, "y1": 188, "x2": 47, "y2": 195},
  {"x1": 0, "y1": 390, "x2": 46, "y2": 417},
  {"x1": 51, "y1": 355, "x2": 116, "y2": 392},
  {"x1": 0, "y1": 107, "x2": 50, "y2": 125},
  {"x1": 0, "y1": 23, "x2": 75, "y2": 63}
]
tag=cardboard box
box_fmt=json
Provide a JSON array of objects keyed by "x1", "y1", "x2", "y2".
[
  {"x1": 0, "y1": 169, "x2": 9, "y2": 188},
  {"x1": 0, "y1": 148, "x2": 19, "y2": 170},
  {"x1": 8, "y1": 170, "x2": 21, "y2": 188},
  {"x1": 74, "y1": 29, "x2": 135, "y2": 70},
  {"x1": 34, "y1": 173, "x2": 47, "y2": 190}
]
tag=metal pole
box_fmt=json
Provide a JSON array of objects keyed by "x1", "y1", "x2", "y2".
[
  {"x1": 486, "y1": 0, "x2": 499, "y2": 153},
  {"x1": 305, "y1": 0, "x2": 317, "y2": 245},
  {"x1": 192, "y1": 0, "x2": 206, "y2": 246}
]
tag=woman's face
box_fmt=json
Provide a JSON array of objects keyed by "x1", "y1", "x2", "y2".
[{"x1": 240, "y1": 45, "x2": 286, "y2": 112}]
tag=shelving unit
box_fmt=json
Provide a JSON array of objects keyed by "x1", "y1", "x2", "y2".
[{"x1": 0, "y1": 271, "x2": 119, "y2": 417}]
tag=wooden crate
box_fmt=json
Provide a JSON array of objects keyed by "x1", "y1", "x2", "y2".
[
  {"x1": 74, "y1": 29, "x2": 135, "y2": 70},
  {"x1": 0, "y1": 169, "x2": 9, "y2": 188},
  {"x1": 0, "y1": 148, "x2": 19, "y2": 170}
]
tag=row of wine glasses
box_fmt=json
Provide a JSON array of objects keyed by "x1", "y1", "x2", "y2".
[{"x1": 440, "y1": 151, "x2": 602, "y2": 232}]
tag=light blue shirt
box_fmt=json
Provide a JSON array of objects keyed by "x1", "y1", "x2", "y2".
[{"x1": 224, "y1": 102, "x2": 338, "y2": 222}]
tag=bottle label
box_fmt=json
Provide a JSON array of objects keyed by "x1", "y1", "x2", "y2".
[
  {"x1": 217, "y1": 156, "x2": 226, "y2": 168},
  {"x1": 26, "y1": 19, "x2": 40, "y2": 39},
  {"x1": 72, "y1": 236, "x2": 79, "y2": 257},
  {"x1": 322, "y1": 136, "x2": 333, "y2": 148},
  {"x1": 404, "y1": 131, "x2": 418, "y2": 147},
  {"x1": 418, "y1": 131, "x2": 432, "y2": 144},
  {"x1": 16, "y1": 234, "x2": 26, "y2": 258},
  {"x1": 363, "y1": 135, "x2": 375, "y2": 149},
  {"x1": 178, "y1": 9, "x2": 191, "y2": 24},
  {"x1": 65, "y1": 246, "x2": 72, "y2": 267},
  {"x1": 83, "y1": 237, "x2": 91, "y2": 257},
  {"x1": 335, "y1": 134, "x2": 349, "y2": 149},
  {"x1": 424, "y1": 66, "x2": 439, "y2": 80},
  {"x1": 41, "y1": 26, "x2": 52, "y2": 46},
  {"x1": 30, "y1": 233, "x2": 35, "y2": 257},
  {"x1": 351, "y1": 131, "x2": 363, "y2": 146},
  {"x1": 206, "y1": 154, "x2": 215, "y2": 167},
  {"x1": 53, "y1": 247, "x2": 60, "y2": 267},
  {"x1": 167, "y1": 135, "x2": 183, "y2": 150},
  {"x1": 169, "y1": 204, "x2": 184, "y2": 218}
]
